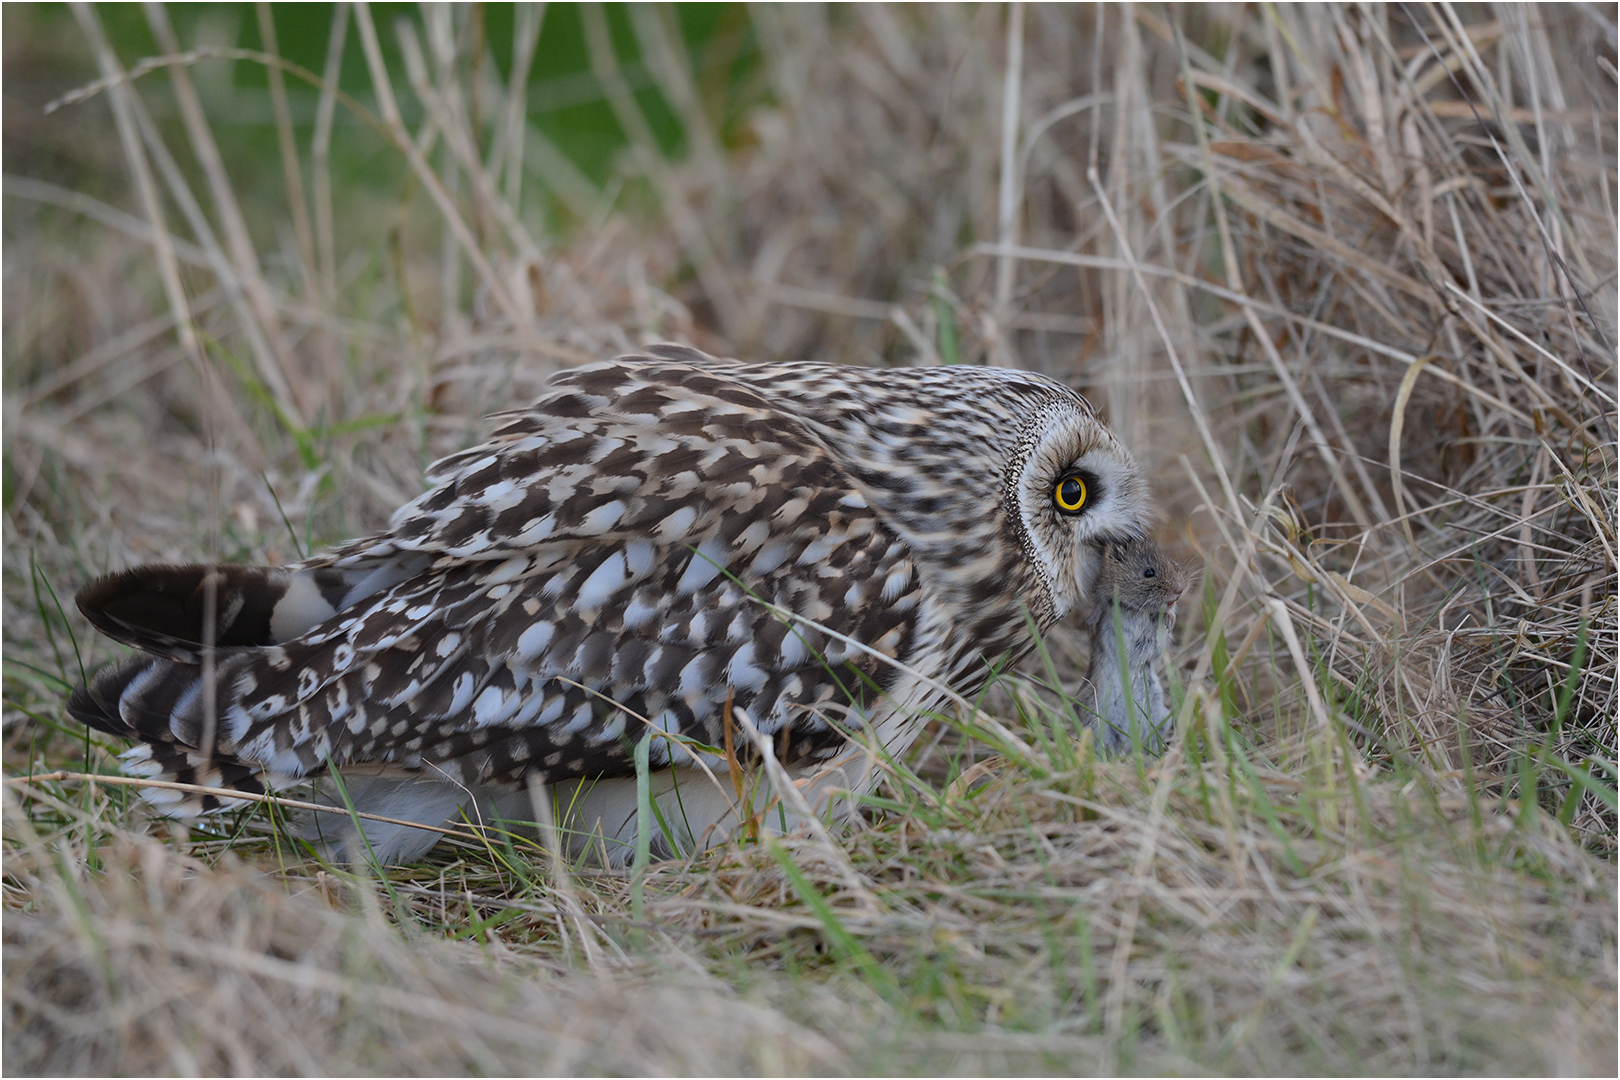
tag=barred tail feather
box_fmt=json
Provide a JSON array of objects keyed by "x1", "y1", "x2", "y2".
[
  {"x1": 119, "y1": 743, "x2": 265, "y2": 815},
  {"x1": 68, "y1": 654, "x2": 273, "y2": 816},
  {"x1": 68, "y1": 652, "x2": 240, "y2": 748},
  {"x1": 68, "y1": 554, "x2": 438, "y2": 820}
]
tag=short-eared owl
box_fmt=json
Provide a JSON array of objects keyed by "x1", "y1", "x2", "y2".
[
  {"x1": 69, "y1": 344, "x2": 1152, "y2": 863},
  {"x1": 1084, "y1": 538, "x2": 1192, "y2": 755}
]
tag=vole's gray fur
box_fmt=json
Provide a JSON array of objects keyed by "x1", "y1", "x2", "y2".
[{"x1": 1083, "y1": 538, "x2": 1191, "y2": 754}]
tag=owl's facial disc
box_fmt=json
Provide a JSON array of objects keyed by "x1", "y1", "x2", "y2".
[{"x1": 1012, "y1": 404, "x2": 1148, "y2": 619}]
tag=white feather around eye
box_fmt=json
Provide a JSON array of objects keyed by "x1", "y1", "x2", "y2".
[{"x1": 1010, "y1": 403, "x2": 1151, "y2": 618}]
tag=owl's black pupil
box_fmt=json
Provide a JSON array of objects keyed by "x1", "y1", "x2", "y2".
[{"x1": 1062, "y1": 479, "x2": 1080, "y2": 500}]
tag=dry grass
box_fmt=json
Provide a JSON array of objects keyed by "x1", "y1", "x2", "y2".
[{"x1": 4, "y1": 3, "x2": 1615, "y2": 1075}]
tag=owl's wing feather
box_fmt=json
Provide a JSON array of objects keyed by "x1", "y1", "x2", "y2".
[
  {"x1": 69, "y1": 358, "x2": 926, "y2": 813},
  {"x1": 344, "y1": 359, "x2": 833, "y2": 561}
]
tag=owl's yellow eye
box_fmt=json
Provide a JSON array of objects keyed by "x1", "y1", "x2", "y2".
[{"x1": 1054, "y1": 474, "x2": 1088, "y2": 514}]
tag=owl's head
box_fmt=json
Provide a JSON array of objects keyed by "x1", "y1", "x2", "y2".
[{"x1": 1004, "y1": 395, "x2": 1153, "y2": 621}]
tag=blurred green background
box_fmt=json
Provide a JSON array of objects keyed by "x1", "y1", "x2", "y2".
[{"x1": 4, "y1": 3, "x2": 767, "y2": 234}]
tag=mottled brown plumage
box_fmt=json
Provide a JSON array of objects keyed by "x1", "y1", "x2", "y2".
[{"x1": 70, "y1": 344, "x2": 1153, "y2": 862}]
